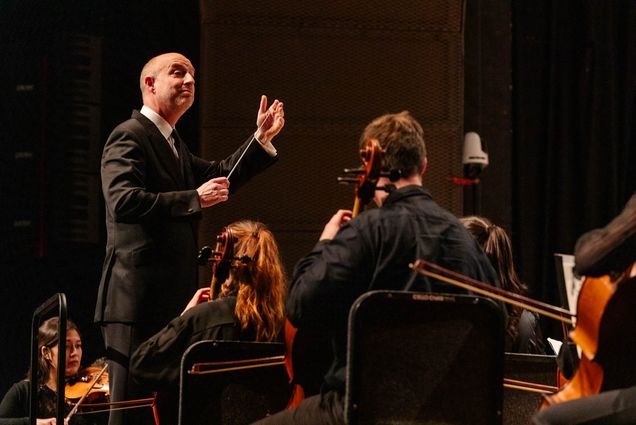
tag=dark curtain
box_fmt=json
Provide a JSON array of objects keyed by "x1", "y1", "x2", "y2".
[
  {"x1": 0, "y1": 0, "x2": 199, "y2": 397},
  {"x1": 512, "y1": 0, "x2": 636, "y2": 321}
]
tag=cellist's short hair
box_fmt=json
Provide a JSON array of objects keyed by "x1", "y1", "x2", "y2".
[{"x1": 359, "y1": 111, "x2": 427, "y2": 178}]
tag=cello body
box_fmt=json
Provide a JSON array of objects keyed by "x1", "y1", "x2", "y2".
[
  {"x1": 284, "y1": 321, "x2": 332, "y2": 408},
  {"x1": 542, "y1": 270, "x2": 636, "y2": 407}
]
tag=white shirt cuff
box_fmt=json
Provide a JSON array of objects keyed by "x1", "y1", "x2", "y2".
[{"x1": 254, "y1": 135, "x2": 277, "y2": 157}]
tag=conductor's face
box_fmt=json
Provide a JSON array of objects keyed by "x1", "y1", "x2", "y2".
[{"x1": 151, "y1": 53, "x2": 196, "y2": 116}]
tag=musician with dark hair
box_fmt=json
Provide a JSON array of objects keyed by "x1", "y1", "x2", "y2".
[
  {"x1": 461, "y1": 215, "x2": 545, "y2": 354},
  {"x1": 0, "y1": 318, "x2": 93, "y2": 425}
]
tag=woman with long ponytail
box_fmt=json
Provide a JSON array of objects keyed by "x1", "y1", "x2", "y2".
[{"x1": 130, "y1": 220, "x2": 287, "y2": 424}]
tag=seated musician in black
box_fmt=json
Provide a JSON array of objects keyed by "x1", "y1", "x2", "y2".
[
  {"x1": 461, "y1": 215, "x2": 546, "y2": 354},
  {"x1": 254, "y1": 111, "x2": 500, "y2": 424},
  {"x1": 533, "y1": 192, "x2": 636, "y2": 425},
  {"x1": 129, "y1": 220, "x2": 286, "y2": 424},
  {"x1": 0, "y1": 317, "x2": 100, "y2": 425}
]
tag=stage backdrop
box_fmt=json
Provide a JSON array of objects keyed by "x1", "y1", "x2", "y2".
[{"x1": 197, "y1": 0, "x2": 466, "y2": 278}]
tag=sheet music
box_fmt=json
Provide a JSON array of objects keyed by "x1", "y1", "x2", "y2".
[
  {"x1": 560, "y1": 254, "x2": 585, "y2": 323},
  {"x1": 547, "y1": 337, "x2": 563, "y2": 355}
]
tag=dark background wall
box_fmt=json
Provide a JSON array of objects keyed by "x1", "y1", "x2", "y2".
[
  {"x1": 0, "y1": 0, "x2": 634, "y2": 397},
  {"x1": 195, "y1": 0, "x2": 466, "y2": 285}
]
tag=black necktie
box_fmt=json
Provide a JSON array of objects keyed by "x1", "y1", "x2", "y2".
[
  {"x1": 171, "y1": 129, "x2": 181, "y2": 159},
  {"x1": 171, "y1": 130, "x2": 185, "y2": 180}
]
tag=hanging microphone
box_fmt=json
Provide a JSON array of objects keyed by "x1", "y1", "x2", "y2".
[{"x1": 462, "y1": 132, "x2": 489, "y2": 180}]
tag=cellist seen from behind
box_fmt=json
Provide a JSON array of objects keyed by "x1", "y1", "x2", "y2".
[{"x1": 254, "y1": 111, "x2": 501, "y2": 425}]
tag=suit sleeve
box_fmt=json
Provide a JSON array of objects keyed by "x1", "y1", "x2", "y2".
[
  {"x1": 130, "y1": 301, "x2": 235, "y2": 389},
  {"x1": 188, "y1": 134, "x2": 278, "y2": 195},
  {"x1": 285, "y1": 222, "x2": 372, "y2": 332},
  {"x1": 101, "y1": 128, "x2": 201, "y2": 224}
]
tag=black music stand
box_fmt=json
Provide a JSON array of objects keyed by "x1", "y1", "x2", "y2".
[{"x1": 30, "y1": 293, "x2": 67, "y2": 425}]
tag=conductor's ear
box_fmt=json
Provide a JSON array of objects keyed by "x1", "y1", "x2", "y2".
[{"x1": 144, "y1": 76, "x2": 155, "y2": 93}]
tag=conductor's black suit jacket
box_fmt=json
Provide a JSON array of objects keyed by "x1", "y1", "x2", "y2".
[{"x1": 95, "y1": 110, "x2": 276, "y2": 329}]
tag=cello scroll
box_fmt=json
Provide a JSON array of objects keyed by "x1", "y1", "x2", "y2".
[
  {"x1": 198, "y1": 227, "x2": 252, "y2": 301},
  {"x1": 338, "y1": 138, "x2": 389, "y2": 217}
]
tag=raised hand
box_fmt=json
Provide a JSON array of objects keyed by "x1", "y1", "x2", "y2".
[
  {"x1": 181, "y1": 287, "x2": 211, "y2": 315},
  {"x1": 319, "y1": 209, "x2": 353, "y2": 241},
  {"x1": 254, "y1": 95, "x2": 285, "y2": 145}
]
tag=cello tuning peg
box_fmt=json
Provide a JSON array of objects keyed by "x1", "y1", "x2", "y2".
[
  {"x1": 342, "y1": 167, "x2": 364, "y2": 175},
  {"x1": 197, "y1": 246, "x2": 213, "y2": 266},
  {"x1": 337, "y1": 177, "x2": 359, "y2": 184},
  {"x1": 386, "y1": 169, "x2": 403, "y2": 182},
  {"x1": 376, "y1": 184, "x2": 396, "y2": 193}
]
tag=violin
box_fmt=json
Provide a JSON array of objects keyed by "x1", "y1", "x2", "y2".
[
  {"x1": 64, "y1": 364, "x2": 109, "y2": 421},
  {"x1": 65, "y1": 365, "x2": 110, "y2": 403},
  {"x1": 284, "y1": 139, "x2": 387, "y2": 409},
  {"x1": 64, "y1": 362, "x2": 157, "y2": 420}
]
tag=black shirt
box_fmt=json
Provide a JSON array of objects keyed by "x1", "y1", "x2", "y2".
[
  {"x1": 286, "y1": 185, "x2": 500, "y2": 392},
  {"x1": 130, "y1": 296, "x2": 253, "y2": 389},
  {"x1": 0, "y1": 380, "x2": 98, "y2": 425}
]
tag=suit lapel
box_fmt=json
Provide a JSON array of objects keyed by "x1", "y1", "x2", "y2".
[{"x1": 132, "y1": 110, "x2": 185, "y2": 187}]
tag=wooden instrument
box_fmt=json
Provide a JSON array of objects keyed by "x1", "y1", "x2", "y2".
[
  {"x1": 65, "y1": 364, "x2": 109, "y2": 421},
  {"x1": 541, "y1": 263, "x2": 636, "y2": 408},
  {"x1": 64, "y1": 363, "x2": 156, "y2": 420},
  {"x1": 337, "y1": 138, "x2": 385, "y2": 216},
  {"x1": 198, "y1": 227, "x2": 252, "y2": 301}
]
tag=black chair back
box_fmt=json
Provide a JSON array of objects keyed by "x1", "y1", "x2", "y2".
[
  {"x1": 178, "y1": 340, "x2": 291, "y2": 425},
  {"x1": 345, "y1": 290, "x2": 505, "y2": 425}
]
